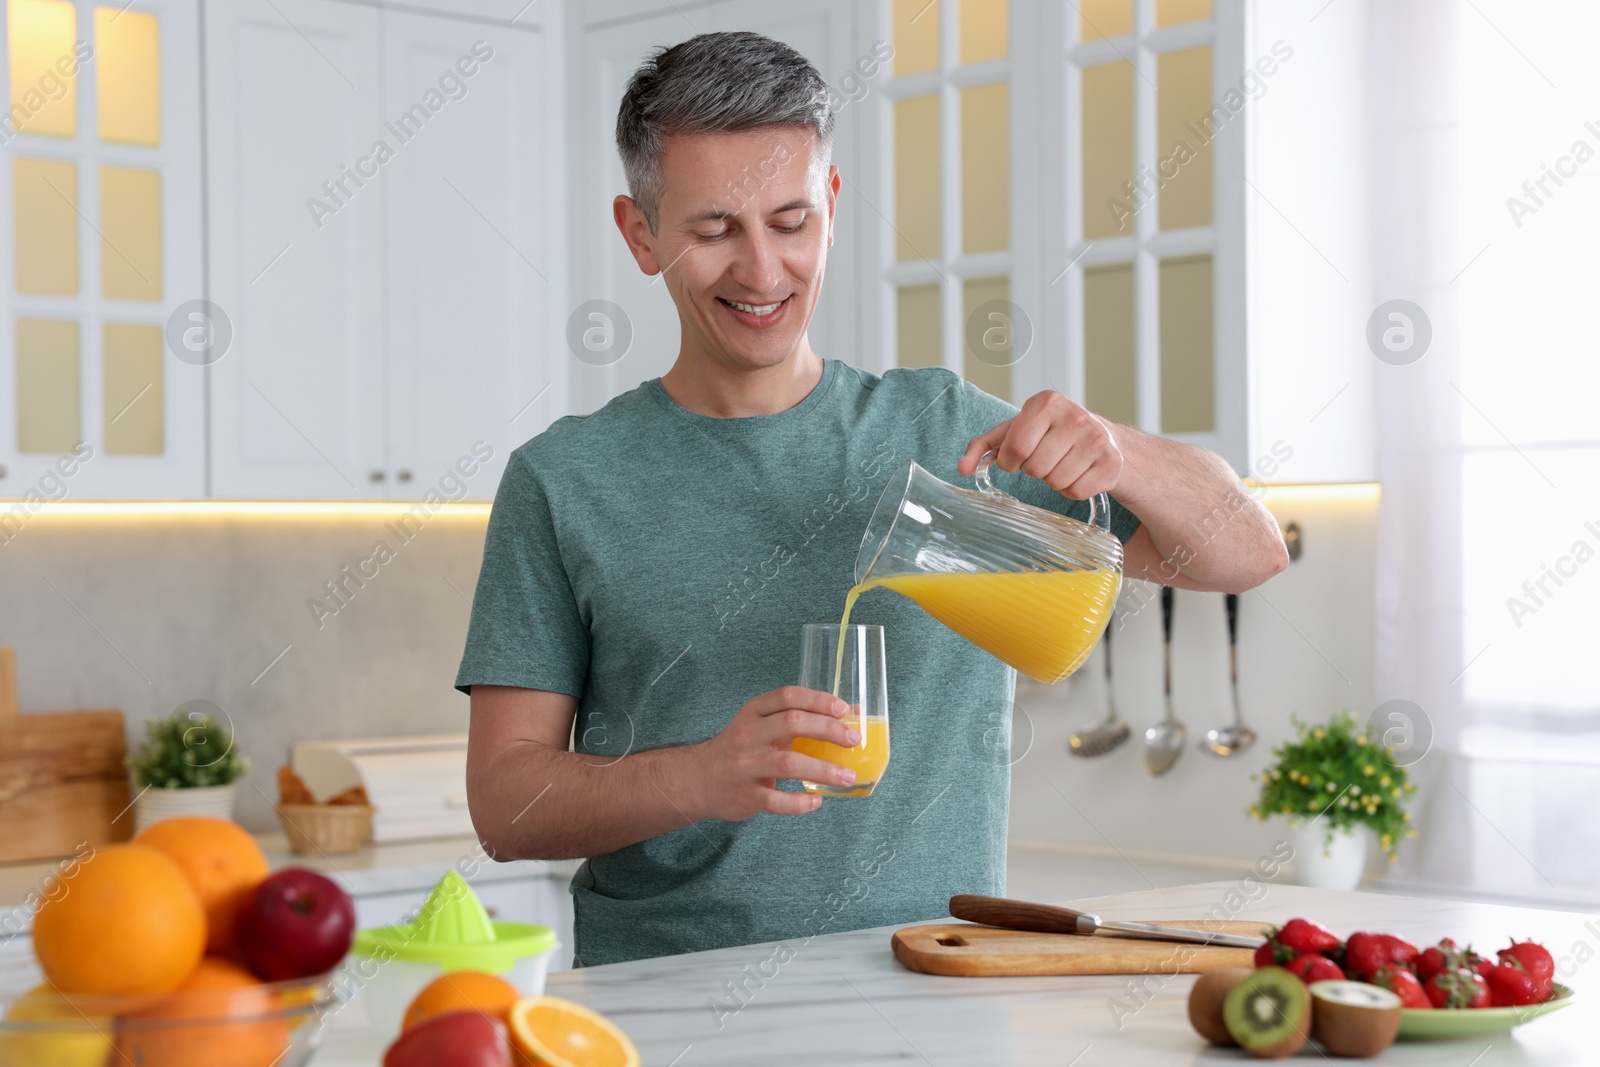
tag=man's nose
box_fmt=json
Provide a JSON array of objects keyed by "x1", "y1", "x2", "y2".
[{"x1": 729, "y1": 229, "x2": 784, "y2": 297}]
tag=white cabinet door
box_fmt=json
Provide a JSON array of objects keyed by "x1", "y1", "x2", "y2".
[
  {"x1": 380, "y1": 12, "x2": 561, "y2": 501},
  {"x1": 0, "y1": 0, "x2": 205, "y2": 500},
  {"x1": 204, "y1": 0, "x2": 386, "y2": 499}
]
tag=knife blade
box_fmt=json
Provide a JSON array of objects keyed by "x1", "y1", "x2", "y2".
[{"x1": 949, "y1": 894, "x2": 1266, "y2": 950}]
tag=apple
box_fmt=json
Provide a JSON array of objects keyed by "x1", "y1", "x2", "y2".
[
  {"x1": 236, "y1": 867, "x2": 356, "y2": 980},
  {"x1": 384, "y1": 1011, "x2": 511, "y2": 1067}
]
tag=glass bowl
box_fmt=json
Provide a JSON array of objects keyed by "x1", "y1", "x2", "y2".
[{"x1": 0, "y1": 949, "x2": 342, "y2": 1067}]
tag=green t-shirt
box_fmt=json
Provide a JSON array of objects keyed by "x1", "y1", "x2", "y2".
[{"x1": 455, "y1": 359, "x2": 1140, "y2": 967}]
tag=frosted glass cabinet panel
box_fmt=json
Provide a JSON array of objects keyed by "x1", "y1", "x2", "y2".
[
  {"x1": 1081, "y1": 62, "x2": 1133, "y2": 240},
  {"x1": 95, "y1": 6, "x2": 162, "y2": 144}
]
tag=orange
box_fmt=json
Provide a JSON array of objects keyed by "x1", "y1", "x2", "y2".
[
  {"x1": 31, "y1": 844, "x2": 207, "y2": 995},
  {"x1": 403, "y1": 970, "x2": 521, "y2": 1031},
  {"x1": 135, "y1": 816, "x2": 271, "y2": 954},
  {"x1": 114, "y1": 958, "x2": 292, "y2": 1067},
  {"x1": 508, "y1": 995, "x2": 639, "y2": 1067}
]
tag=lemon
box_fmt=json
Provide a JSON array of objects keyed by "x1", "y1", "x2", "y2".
[{"x1": 0, "y1": 984, "x2": 114, "y2": 1067}]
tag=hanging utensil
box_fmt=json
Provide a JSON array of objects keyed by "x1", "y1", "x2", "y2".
[
  {"x1": 1067, "y1": 610, "x2": 1130, "y2": 757},
  {"x1": 1143, "y1": 585, "x2": 1185, "y2": 775},
  {"x1": 1202, "y1": 592, "x2": 1257, "y2": 756},
  {"x1": 949, "y1": 894, "x2": 1266, "y2": 949}
]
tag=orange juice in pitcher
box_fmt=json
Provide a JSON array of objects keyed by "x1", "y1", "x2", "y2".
[{"x1": 837, "y1": 451, "x2": 1123, "y2": 686}]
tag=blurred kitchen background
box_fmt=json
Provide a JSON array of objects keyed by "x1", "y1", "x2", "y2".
[{"x1": 2, "y1": 0, "x2": 1597, "y2": 953}]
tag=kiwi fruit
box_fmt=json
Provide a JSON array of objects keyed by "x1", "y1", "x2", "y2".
[
  {"x1": 1223, "y1": 966, "x2": 1312, "y2": 1059},
  {"x1": 1309, "y1": 980, "x2": 1402, "y2": 1058},
  {"x1": 1188, "y1": 967, "x2": 1252, "y2": 1046}
]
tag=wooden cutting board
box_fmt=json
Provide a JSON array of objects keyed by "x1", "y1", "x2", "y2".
[
  {"x1": 0, "y1": 648, "x2": 134, "y2": 863},
  {"x1": 891, "y1": 920, "x2": 1264, "y2": 977}
]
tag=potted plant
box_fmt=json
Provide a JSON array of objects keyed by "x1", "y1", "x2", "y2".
[
  {"x1": 127, "y1": 706, "x2": 250, "y2": 832},
  {"x1": 1247, "y1": 710, "x2": 1416, "y2": 890}
]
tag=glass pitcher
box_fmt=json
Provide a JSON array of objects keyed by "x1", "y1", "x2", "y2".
[{"x1": 851, "y1": 450, "x2": 1124, "y2": 684}]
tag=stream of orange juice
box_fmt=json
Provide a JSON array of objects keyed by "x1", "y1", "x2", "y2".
[{"x1": 832, "y1": 569, "x2": 1121, "y2": 688}]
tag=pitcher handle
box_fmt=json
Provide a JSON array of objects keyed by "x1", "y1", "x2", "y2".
[{"x1": 974, "y1": 449, "x2": 1112, "y2": 534}]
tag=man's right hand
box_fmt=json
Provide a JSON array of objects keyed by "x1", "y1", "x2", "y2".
[{"x1": 685, "y1": 686, "x2": 863, "y2": 820}]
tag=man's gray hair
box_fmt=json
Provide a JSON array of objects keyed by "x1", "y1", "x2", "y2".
[{"x1": 616, "y1": 31, "x2": 835, "y2": 232}]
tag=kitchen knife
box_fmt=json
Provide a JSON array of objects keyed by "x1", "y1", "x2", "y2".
[{"x1": 949, "y1": 894, "x2": 1267, "y2": 950}]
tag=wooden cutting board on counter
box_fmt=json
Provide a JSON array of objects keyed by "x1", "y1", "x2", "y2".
[
  {"x1": 0, "y1": 648, "x2": 134, "y2": 863},
  {"x1": 891, "y1": 920, "x2": 1263, "y2": 977}
]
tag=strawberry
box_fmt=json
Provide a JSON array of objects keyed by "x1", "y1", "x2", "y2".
[
  {"x1": 1425, "y1": 967, "x2": 1490, "y2": 1009},
  {"x1": 1254, "y1": 919, "x2": 1342, "y2": 968},
  {"x1": 1498, "y1": 940, "x2": 1555, "y2": 998},
  {"x1": 1373, "y1": 966, "x2": 1432, "y2": 1009},
  {"x1": 1344, "y1": 931, "x2": 1419, "y2": 981},
  {"x1": 1415, "y1": 938, "x2": 1461, "y2": 983},
  {"x1": 1286, "y1": 952, "x2": 1345, "y2": 984},
  {"x1": 1486, "y1": 960, "x2": 1542, "y2": 1007},
  {"x1": 1276, "y1": 917, "x2": 1342, "y2": 956}
]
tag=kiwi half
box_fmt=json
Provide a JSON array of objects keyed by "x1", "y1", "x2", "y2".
[
  {"x1": 1188, "y1": 967, "x2": 1252, "y2": 1046},
  {"x1": 1222, "y1": 966, "x2": 1311, "y2": 1059},
  {"x1": 1309, "y1": 980, "x2": 1402, "y2": 1058}
]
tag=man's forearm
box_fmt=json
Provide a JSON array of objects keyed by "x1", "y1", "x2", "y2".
[
  {"x1": 470, "y1": 740, "x2": 706, "y2": 861},
  {"x1": 1110, "y1": 423, "x2": 1288, "y2": 589}
]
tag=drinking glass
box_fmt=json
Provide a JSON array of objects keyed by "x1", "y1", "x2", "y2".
[{"x1": 791, "y1": 623, "x2": 890, "y2": 797}]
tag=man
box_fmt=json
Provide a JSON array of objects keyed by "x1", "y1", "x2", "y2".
[{"x1": 459, "y1": 32, "x2": 1286, "y2": 968}]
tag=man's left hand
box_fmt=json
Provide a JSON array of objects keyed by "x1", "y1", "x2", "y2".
[{"x1": 957, "y1": 391, "x2": 1124, "y2": 500}]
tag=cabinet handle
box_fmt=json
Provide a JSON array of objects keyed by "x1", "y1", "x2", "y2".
[
  {"x1": 0, "y1": 464, "x2": 7, "y2": 479},
  {"x1": 397, "y1": 470, "x2": 413, "y2": 483},
  {"x1": 370, "y1": 470, "x2": 386, "y2": 483}
]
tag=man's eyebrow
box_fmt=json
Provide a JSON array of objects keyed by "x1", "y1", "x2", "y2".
[{"x1": 681, "y1": 199, "x2": 816, "y2": 225}]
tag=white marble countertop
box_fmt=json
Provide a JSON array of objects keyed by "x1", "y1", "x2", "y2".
[{"x1": 313, "y1": 881, "x2": 1598, "y2": 1066}]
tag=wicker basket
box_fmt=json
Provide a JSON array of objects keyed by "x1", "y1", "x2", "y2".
[{"x1": 277, "y1": 803, "x2": 374, "y2": 854}]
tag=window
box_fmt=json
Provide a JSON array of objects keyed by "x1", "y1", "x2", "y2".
[{"x1": 1454, "y1": 0, "x2": 1600, "y2": 898}]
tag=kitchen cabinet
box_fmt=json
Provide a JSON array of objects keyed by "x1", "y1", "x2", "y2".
[
  {"x1": 0, "y1": 0, "x2": 206, "y2": 499},
  {"x1": 380, "y1": 9, "x2": 561, "y2": 500},
  {"x1": 204, "y1": 0, "x2": 561, "y2": 500}
]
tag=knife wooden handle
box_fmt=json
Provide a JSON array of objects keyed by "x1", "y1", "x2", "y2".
[{"x1": 949, "y1": 894, "x2": 1092, "y2": 934}]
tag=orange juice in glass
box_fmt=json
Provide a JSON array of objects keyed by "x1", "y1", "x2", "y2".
[{"x1": 790, "y1": 623, "x2": 889, "y2": 797}]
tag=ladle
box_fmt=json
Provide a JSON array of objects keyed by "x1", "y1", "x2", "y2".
[
  {"x1": 1143, "y1": 586, "x2": 1185, "y2": 776},
  {"x1": 1201, "y1": 593, "x2": 1257, "y2": 756},
  {"x1": 1067, "y1": 610, "x2": 1129, "y2": 757}
]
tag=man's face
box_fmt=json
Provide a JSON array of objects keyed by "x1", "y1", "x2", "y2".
[{"x1": 617, "y1": 126, "x2": 838, "y2": 371}]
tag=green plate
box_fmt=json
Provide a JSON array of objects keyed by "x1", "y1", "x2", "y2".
[{"x1": 1397, "y1": 984, "x2": 1576, "y2": 1039}]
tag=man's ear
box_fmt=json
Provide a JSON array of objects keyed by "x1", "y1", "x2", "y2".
[
  {"x1": 825, "y1": 165, "x2": 841, "y2": 250},
  {"x1": 613, "y1": 195, "x2": 663, "y2": 275}
]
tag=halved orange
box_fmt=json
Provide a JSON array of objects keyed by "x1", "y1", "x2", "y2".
[{"x1": 508, "y1": 995, "x2": 639, "y2": 1067}]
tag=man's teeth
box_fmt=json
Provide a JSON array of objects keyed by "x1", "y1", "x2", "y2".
[{"x1": 726, "y1": 299, "x2": 783, "y2": 315}]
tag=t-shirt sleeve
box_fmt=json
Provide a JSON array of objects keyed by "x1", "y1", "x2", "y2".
[
  {"x1": 454, "y1": 450, "x2": 590, "y2": 698},
  {"x1": 955, "y1": 372, "x2": 1143, "y2": 546}
]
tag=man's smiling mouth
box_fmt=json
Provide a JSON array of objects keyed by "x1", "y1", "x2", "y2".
[{"x1": 720, "y1": 298, "x2": 785, "y2": 315}]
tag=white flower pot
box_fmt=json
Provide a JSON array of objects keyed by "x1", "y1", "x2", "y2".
[
  {"x1": 133, "y1": 783, "x2": 237, "y2": 833},
  {"x1": 1287, "y1": 821, "x2": 1367, "y2": 891}
]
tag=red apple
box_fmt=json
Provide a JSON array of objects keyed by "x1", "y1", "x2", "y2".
[
  {"x1": 236, "y1": 867, "x2": 356, "y2": 980},
  {"x1": 384, "y1": 1011, "x2": 511, "y2": 1067}
]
